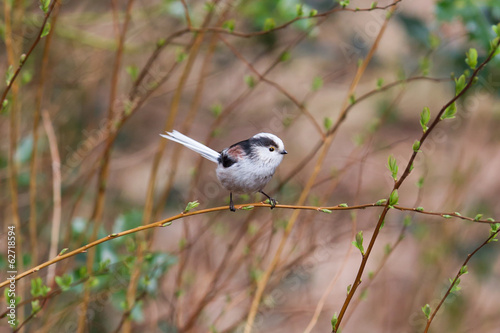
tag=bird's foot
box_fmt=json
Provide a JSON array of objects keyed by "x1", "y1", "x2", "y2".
[{"x1": 269, "y1": 197, "x2": 277, "y2": 209}]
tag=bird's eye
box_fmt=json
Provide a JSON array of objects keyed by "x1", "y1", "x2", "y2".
[{"x1": 269, "y1": 147, "x2": 275, "y2": 152}]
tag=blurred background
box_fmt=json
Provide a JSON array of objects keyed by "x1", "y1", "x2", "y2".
[{"x1": 1, "y1": 0, "x2": 500, "y2": 332}]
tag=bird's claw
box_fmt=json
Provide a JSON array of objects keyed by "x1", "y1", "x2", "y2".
[
  {"x1": 229, "y1": 202, "x2": 236, "y2": 212},
  {"x1": 269, "y1": 198, "x2": 277, "y2": 209}
]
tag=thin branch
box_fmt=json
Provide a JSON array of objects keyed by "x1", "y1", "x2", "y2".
[
  {"x1": 423, "y1": 228, "x2": 500, "y2": 333},
  {"x1": 218, "y1": 35, "x2": 326, "y2": 139},
  {"x1": 41, "y1": 110, "x2": 62, "y2": 285},
  {"x1": 0, "y1": 0, "x2": 59, "y2": 107},
  {"x1": 0, "y1": 200, "x2": 495, "y2": 290},
  {"x1": 244, "y1": 2, "x2": 400, "y2": 332},
  {"x1": 333, "y1": 32, "x2": 500, "y2": 333}
]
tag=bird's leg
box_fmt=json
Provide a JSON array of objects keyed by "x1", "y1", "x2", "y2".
[
  {"x1": 229, "y1": 192, "x2": 236, "y2": 212},
  {"x1": 259, "y1": 190, "x2": 276, "y2": 209}
]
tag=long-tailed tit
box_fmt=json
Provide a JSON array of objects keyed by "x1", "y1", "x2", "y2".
[{"x1": 160, "y1": 130, "x2": 287, "y2": 211}]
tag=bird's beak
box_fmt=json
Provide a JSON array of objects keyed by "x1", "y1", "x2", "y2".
[{"x1": 281, "y1": 150, "x2": 288, "y2": 155}]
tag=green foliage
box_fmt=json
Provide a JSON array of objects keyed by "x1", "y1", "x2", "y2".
[
  {"x1": 263, "y1": 18, "x2": 276, "y2": 31},
  {"x1": 412, "y1": 140, "x2": 421, "y2": 152},
  {"x1": 39, "y1": 0, "x2": 50, "y2": 13},
  {"x1": 5, "y1": 65, "x2": 14, "y2": 86},
  {"x1": 31, "y1": 277, "x2": 51, "y2": 297},
  {"x1": 441, "y1": 102, "x2": 456, "y2": 120},
  {"x1": 324, "y1": 117, "x2": 333, "y2": 131},
  {"x1": 465, "y1": 48, "x2": 478, "y2": 69},
  {"x1": 311, "y1": 76, "x2": 323, "y2": 91},
  {"x1": 420, "y1": 107, "x2": 431, "y2": 132},
  {"x1": 55, "y1": 274, "x2": 73, "y2": 291},
  {"x1": 422, "y1": 303, "x2": 431, "y2": 319},
  {"x1": 338, "y1": 0, "x2": 350, "y2": 8},
  {"x1": 210, "y1": 103, "x2": 222, "y2": 117},
  {"x1": 387, "y1": 155, "x2": 398, "y2": 180},
  {"x1": 488, "y1": 223, "x2": 500, "y2": 242},
  {"x1": 222, "y1": 19, "x2": 235, "y2": 32},
  {"x1": 389, "y1": 190, "x2": 399, "y2": 207},
  {"x1": 320, "y1": 208, "x2": 332, "y2": 213},
  {"x1": 41, "y1": 23, "x2": 51, "y2": 38},
  {"x1": 126, "y1": 65, "x2": 139, "y2": 81},
  {"x1": 375, "y1": 199, "x2": 387, "y2": 206},
  {"x1": 352, "y1": 231, "x2": 364, "y2": 255},
  {"x1": 184, "y1": 200, "x2": 200, "y2": 212},
  {"x1": 331, "y1": 312, "x2": 338, "y2": 331},
  {"x1": 244, "y1": 75, "x2": 255, "y2": 88},
  {"x1": 454, "y1": 74, "x2": 466, "y2": 95}
]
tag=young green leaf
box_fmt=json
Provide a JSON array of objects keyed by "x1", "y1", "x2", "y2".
[
  {"x1": 352, "y1": 230, "x2": 365, "y2": 255},
  {"x1": 465, "y1": 48, "x2": 478, "y2": 69},
  {"x1": 39, "y1": 0, "x2": 50, "y2": 13},
  {"x1": 376, "y1": 77, "x2": 384, "y2": 90},
  {"x1": 375, "y1": 199, "x2": 387, "y2": 206},
  {"x1": 387, "y1": 154, "x2": 398, "y2": 180},
  {"x1": 41, "y1": 22, "x2": 51, "y2": 38},
  {"x1": 420, "y1": 107, "x2": 431, "y2": 132},
  {"x1": 389, "y1": 189, "x2": 399, "y2": 207},
  {"x1": 242, "y1": 205, "x2": 254, "y2": 210},
  {"x1": 222, "y1": 19, "x2": 235, "y2": 32},
  {"x1": 210, "y1": 103, "x2": 222, "y2": 117},
  {"x1": 416, "y1": 206, "x2": 424, "y2": 212},
  {"x1": 31, "y1": 277, "x2": 51, "y2": 297},
  {"x1": 449, "y1": 277, "x2": 461, "y2": 293},
  {"x1": 370, "y1": 2, "x2": 378, "y2": 9},
  {"x1": 422, "y1": 304, "x2": 431, "y2": 319},
  {"x1": 31, "y1": 300, "x2": 41, "y2": 313},
  {"x1": 455, "y1": 74, "x2": 466, "y2": 95},
  {"x1": 311, "y1": 76, "x2": 323, "y2": 91},
  {"x1": 331, "y1": 313, "x2": 338, "y2": 331},
  {"x1": 309, "y1": 9, "x2": 318, "y2": 17},
  {"x1": 126, "y1": 65, "x2": 139, "y2": 81},
  {"x1": 440, "y1": 102, "x2": 456, "y2": 120},
  {"x1": 324, "y1": 117, "x2": 333, "y2": 131},
  {"x1": 296, "y1": 4, "x2": 304, "y2": 16},
  {"x1": 416, "y1": 177, "x2": 424, "y2": 188},
  {"x1": 338, "y1": 203, "x2": 348, "y2": 208},
  {"x1": 320, "y1": 208, "x2": 332, "y2": 213},
  {"x1": 339, "y1": 0, "x2": 350, "y2": 8},
  {"x1": 493, "y1": 23, "x2": 500, "y2": 37},
  {"x1": 280, "y1": 51, "x2": 291, "y2": 62},
  {"x1": 176, "y1": 48, "x2": 187, "y2": 63},
  {"x1": 263, "y1": 18, "x2": 276, "y2": 31},
  {"x1": 184, "y1": 200, "x2": 200, "y2": 212},
  {"x1": 474, "y1": 213, "x2": 483, "y2": 221},
  {"x1": 412, "y1": 140, "x2": 421, "y2": 152},
  {"x1": 5, "y1": 65, "x2": 14, "y2": 86},
  {"x1": 349, "y1": 93, "x2": 356, "y2": 105},
  {"x1": 244, "y1": 75, "x2": 255, "y2": 88},
  {"x1": 488, "y1": 223, "x2": 500, "y2": 242},
  {"x1": 459, "y1": 265, "x2": 468, "y2": 276},
  {"x1": 55, "y1": 274, "x2": 73, "y2": 291}
]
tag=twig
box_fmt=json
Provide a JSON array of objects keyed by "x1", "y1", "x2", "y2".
[
  {"x1": 333, "y1": 31, "x2": 500, "y2": 333},
  {"x1": 244, "y1": 2, "x2": 400, "y2": 332},
  {"x1": 41, "y1": 110, "x2": 62, "y2": 285},
  {"x1": 77, "y1": 1, "x2": 136, "y2": 332},
  {"x1": 1, "y1": 201, "x2": 495, "y2": 290},
  {"x1": 218, "y1": 35, "x2": 326, "y2": 139},
  {"x1": 423, "y1": 228, "x2": 500, "y2": 333}
]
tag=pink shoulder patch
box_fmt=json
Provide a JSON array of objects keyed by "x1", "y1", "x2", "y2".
[{"x1": 227, "y1": 145, "x2": 244, "y2": 159}]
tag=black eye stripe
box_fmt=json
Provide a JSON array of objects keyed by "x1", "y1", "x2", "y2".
[{"x1": 251, "y1": 137, "x2": 278, "y2": 148}]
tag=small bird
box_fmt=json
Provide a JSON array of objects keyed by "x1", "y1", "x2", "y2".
[{"x1": 160, "y1": 130, "x2": 287, "y2": 212}]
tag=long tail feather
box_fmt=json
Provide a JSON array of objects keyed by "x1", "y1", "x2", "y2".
[{"x1": 160, "y1": 130, "x2": 219, "y2": 163}]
